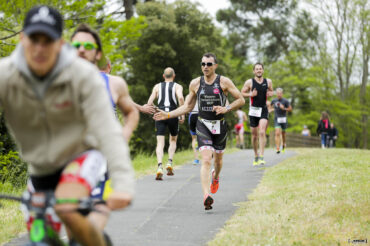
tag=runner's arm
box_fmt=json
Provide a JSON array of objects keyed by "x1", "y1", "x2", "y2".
[
  {"x1": 284, "y1": 101, "x2": 292, "y2": 112},
  {"x1": 147, "y1": 84, "x2": 159, "y2": 106},
  {"x1": 176, "y1": 84, "x2": 185, "y2": 123},
  {"x1": 114, "y1": 76, "x2": 139, "y2": 141},
  {"x1": 80, "y1": 68, "x2": 135, "y2": 204},
  {"x1": 154, "y1": 79, "x2": 197, "y2": 120},
  {"x1": 241, "y1": 79, "x2": 253, "y2": 98},
  {"x1": 267, "y1": 100, "x2": 274, "y2": 113},
  {"x1": 133, "y1": 102, "x2": 156, "y2": 115},
  {"x1": 267, "y1": 79, "x2": 274, "y2": 97},
  {"x1": 220, "y1": 77, "x2": 245, "y2": 112}
]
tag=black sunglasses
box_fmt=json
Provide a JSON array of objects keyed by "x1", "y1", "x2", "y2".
[{"x1": 201, "y1": 62, "x2": 216, "y2": 67}]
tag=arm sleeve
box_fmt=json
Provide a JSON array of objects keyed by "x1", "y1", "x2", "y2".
[{"x1": 79, "y1": 67, "x2": 135, "y2": 195}]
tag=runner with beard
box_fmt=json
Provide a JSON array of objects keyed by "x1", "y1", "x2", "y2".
[{"x1": 241, "y1": 63, "x2": 273, "y2": 165}]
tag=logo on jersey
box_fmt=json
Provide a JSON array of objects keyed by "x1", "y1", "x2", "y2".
[
  {"x1": 202, "y1": 140, "x2": 213, "y2": 145},
  {"x1": 213, "y1": 88, "x2": 220, "y2": 94}
]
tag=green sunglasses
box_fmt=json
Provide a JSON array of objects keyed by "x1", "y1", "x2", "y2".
[{"x1": 71, "y1": 41, "x2": 98, "y2": 50}]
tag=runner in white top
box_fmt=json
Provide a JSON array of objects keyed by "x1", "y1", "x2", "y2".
[{"x1": 234, "y1": 108, "x2": 247, "y2": 149}]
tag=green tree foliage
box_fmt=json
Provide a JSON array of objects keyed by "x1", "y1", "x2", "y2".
[
  {"x1": 216, "y1": 0, "x2": 319, "y2": 62},
  {"x1": 0, "y1": 151, "x2": 27, "y2": 188},
  {"x1": 0, "y1": 0, "x2": 107, "y2": 57},
  {"x1": 124, "y1": 1, "x2": 224, "y2": 153}
]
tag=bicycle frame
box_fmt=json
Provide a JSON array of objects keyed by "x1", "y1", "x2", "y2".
[{"x1": 0, "y1": 191, "x2": 94, "y2": 246}]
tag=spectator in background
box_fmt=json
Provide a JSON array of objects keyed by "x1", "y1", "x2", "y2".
[
  {"x1": 328, "y1": 123, "x2": 338, "y2": 147},
  {"x1": 316, "y1": 111, "x2": 330, "y2": 149},
  {"x1": 301, "y1": 125, "x2": 311, "y2": 136}
]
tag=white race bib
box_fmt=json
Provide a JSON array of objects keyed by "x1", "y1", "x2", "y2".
[
  {"x1": 277, "y1": 117, "x2": 287, "y2": 123},
  {"x1": 201, "y1": 119, "x2": 221, "y2": 134},
  {"x1": 248, "y1": 106, "x2": 262, "y2": 117}
]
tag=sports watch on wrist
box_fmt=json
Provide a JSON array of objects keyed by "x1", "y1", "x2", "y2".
[{"x1": 226, "y1": 105, "x2": 231, "y2": 112}]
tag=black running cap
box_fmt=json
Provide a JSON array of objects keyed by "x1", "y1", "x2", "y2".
[{"x1": 23, "y1": 6, "x2": 63, "y2": 40}]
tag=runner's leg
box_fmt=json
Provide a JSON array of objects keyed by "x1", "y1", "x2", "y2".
[
  {"x1": 282, "y1": 130, "x2": 286, "y2": 148},
  {"x1": 156, "y1": 136, "x2": 165, "y2": 164},
  {"x1": 258, "y1": 119, "x2": 268, "y2": 157},
  {"x1": 251, "y1": 127, "x2": 259, "y2": 156},
  {"x1": 214, "y1": 152, "x2": 223, "y2": 179},
  {"x1": 191, "y1": 135, "x2": 199, "y2": 160},
  {"x1": 239, "y1": 127, "x2": 245, "y2": 149},
  {"x1": 275, "y1": 127, "x2": 281, "y2": 151},
  {"x1": 200, "y1": 149, "x2": 213, "y2": 196},
  {"x1": 168, "y1": 135, "x2": 177, "y2": 161}
]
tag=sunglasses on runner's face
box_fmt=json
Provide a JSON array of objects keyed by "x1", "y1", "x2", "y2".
[
  {"x1": 71, "y1": 41, "x2": 98, "y2": 50},
  {"x1": 201, "y1": 62, "x2": 216, "y2": 67}
]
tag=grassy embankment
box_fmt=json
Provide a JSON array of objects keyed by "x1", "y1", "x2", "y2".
[{"x1": 208, "y1": 148, "x2": 370, "y2": 246}]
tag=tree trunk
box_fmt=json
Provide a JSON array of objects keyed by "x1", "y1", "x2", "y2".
[{"x1": 123, "y1": 0, "x2": 134, "y2": 20}]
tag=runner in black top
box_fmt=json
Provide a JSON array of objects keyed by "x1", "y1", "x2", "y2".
[
  {"x1": 269, "y1": 88, "x2": 292, "y2": 154},
  {"x1": 154, "y1": 53, "x2": 245, "y2": 210},
  {"x1": 241, "y1": 62, "x2": 273, "y2": 166},
  {"x1": 147, "y1": 67, "x2": 184, "y2": 180}
]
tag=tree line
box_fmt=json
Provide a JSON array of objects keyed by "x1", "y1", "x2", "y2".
[{"x1": 0, "y1": 0, "x2": 368, "y2": 161}]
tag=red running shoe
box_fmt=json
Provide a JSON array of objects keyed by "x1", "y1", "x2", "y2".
[
  {"x1": 203, "y1": 194, "x2": 213, "y2": 210},
  {"x1": 210, "y1": 169, "x2": 219, "y2": 194}
]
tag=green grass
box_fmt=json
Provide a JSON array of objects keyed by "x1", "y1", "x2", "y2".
[
  {"x1": 0, "y1": 183, "x2": 25, "y2": 245},
  {"x1": 208, "y1": 148, "x2": 370, "y2": 246},
  {"x1": 132, "y1": 149, "x2": 195, "y2": 178}
]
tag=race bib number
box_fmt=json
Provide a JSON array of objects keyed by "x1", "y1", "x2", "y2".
[
  {"x1": 201, "y1": 119, "x2": 221, "y2": 134},
  {"x1": 277, "y1": 117, "x2": 287, "y2": 123},
  {"x1": 249, "y1": 106, "x2": 262, "y2": 117}
]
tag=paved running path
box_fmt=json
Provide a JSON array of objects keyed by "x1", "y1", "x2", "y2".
[{"x1": 6, "y1": 149, "x2": 295, "y2": 246}]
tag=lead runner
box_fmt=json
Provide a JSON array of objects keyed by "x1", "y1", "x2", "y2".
[{"x1": 154, "y1": 53, "x2": 244, "y2": 210}]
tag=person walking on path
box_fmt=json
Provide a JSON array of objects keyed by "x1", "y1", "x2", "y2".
[
  {"x1": 146, "y1": 68, "x2": 185, "y2": 180},
  {"x1": 269, "y1": 88, "x2": 292, "y2": 154},
  {"x1": 316, "y1": 111, "x2": 330, "y2": 149},
  {"x1": 154, "y1": 53, "x2": 245, "y2": 210},
  {"x1": 241, "y1": 63, "x2": 273, "y2": 165},
  {"x1": 234, "y1": 108, "x2": 247, "y2": 149},
  {"x1": 189, "y1": 100, "x2": 200, "y2": 165}
]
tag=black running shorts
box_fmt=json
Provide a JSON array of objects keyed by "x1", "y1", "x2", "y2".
[
  {"x1": 155, "y1": 118, "x2": 179, "y2": 136},
  {"x1": 249, "y1": 106, "x2": 269, "y2": 128},
  {"x1": 196, "y1": 119, "x2": 228, "y2": 153}
]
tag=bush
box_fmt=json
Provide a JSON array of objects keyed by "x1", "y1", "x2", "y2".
[{"x1": 0, "y1": 151, "x2": 27, "y2": 188}]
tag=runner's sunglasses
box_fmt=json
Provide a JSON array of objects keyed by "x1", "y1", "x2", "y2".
[
  {"x1": 201, "y1": 62, "x2": 216, "y2": 67},
  {"x1": 71, "y1": 41, "x2": 98, "y2": 50}
]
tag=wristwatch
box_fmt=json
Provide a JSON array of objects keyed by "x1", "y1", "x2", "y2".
[{"x1": 226, "y1": 105, "x2": 231, "y2": 112}]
